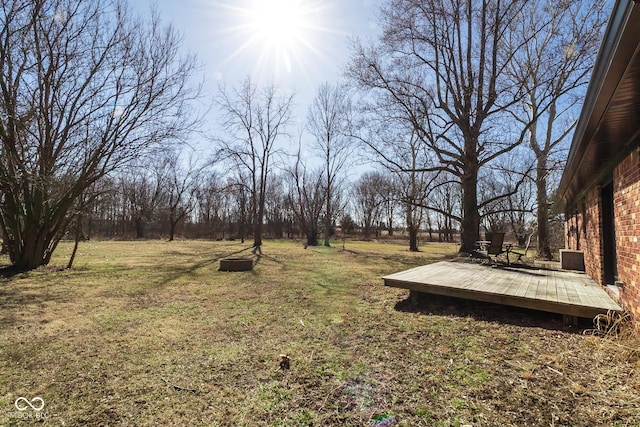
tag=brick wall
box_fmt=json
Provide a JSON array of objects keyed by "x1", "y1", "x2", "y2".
[
  {"x1": 565, "y1": 187, "x2": 603, "y2": 284},
  {"x1": 563, "y1": 149, "x2": 640, "y2": 321},
  {"x1": 584, "y1": 188, "x2": 604, "y2": 284},
  {"x1": 614, "y1": 149, "x2": 640, "y2": 320},
  {"x1": 565, "y1": 209, "x2": 581, "y2": 250}
]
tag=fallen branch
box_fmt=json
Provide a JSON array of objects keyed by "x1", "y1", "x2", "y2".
[{"x1": 546, "y1": 366, "x2": 563, "y2": 376}]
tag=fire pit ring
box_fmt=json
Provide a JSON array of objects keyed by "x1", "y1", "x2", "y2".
[{"x1": 219, "y1": 257, "x2": 254, "y2": 272}]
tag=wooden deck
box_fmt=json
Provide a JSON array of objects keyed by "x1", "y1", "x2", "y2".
[{"x1": 383, "y1": 261, "x2": 622, "y2": 319}]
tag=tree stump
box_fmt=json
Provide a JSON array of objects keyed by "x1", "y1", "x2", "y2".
[{"x1": 219, "y1": 258, "x2": 253, "y2": 272}]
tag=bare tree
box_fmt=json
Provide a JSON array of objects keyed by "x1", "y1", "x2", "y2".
[
  {"x1": 122, "y1": 158, "x2": 170, "y2": 239},
  {"x1": 264, "y1": 173, "x2": 287, "y2": 239},
  {"x1": 307, "y1": 82, "x2": 353, "y2": 247},
  {"x1": 226, "y1": 173, "x2": 251, "y2": 243},
  {"x1": 193, "y1": 172, "x2": 225, "y2": 235},
  {"x1": 347, "y1": 0, "x2": 539, "y2": 252},
  {"x1": 66, "y1": 182, "x2": 102, "y2": 269},
  {"x1": 285, "y1": 151, "x2": 325, "y2": 247},
  {"x1": 430, "y1": 172, "x2": 459, "y2": 242},
  {"x1": 165, "y1": 152, "x2": 202, "y2": 241},
  {"x1": 78, "y1": 177, "x2": 115, "y2": 239},
  {"x1": 351, "y1": 112, "x2": 433, "y2": 250},
  {"x1": 374, "y1": 171, "x2": 398, "y2": 237},
  {"x1": 506, "y1": 1, "x2": 608, "y2": 259},
  {"x1": 381, "y1": 182, "x2": 397, "y2": 237},
  {"x1": 216, "y1": 77, "x2": 294, "y2": 253},
  {"x1": 0, "y1": 0, "x2": 200, "y2": 270},
  {"x1": 86, "y1": 175, "x2": 127, "y2": 238},
  {"x1": 353, "y1": 171, "x2": 388, "y2": 241},
  {"x1": 480, "y1": 159, "x2": 536, "y2": 245}
]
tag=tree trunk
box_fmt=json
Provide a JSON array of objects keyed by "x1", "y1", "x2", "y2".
[
  {"x1": 324, "y1": 191, "x2": 331, "y2": 247},
  {"x1": 362, "y1": 223, "x2": 371, "y2": 240},
  {"x1": 67, "y1": 215, "x2": 83, "y2": 269},
  {"x1": 253, "y1": 220, "x2": 263, "y2": 248},
  {"x1": 275, "y1": 216, "x2": 283, "y2": 239},
  {"x1": 536, "y1": 154, "x2": 553, "y2": 259},
  {"x1": 253, "y1": 204, "x2": 263, "y2": 253},
  {"x1": 239, "y1": 208, "x2": 245, "y2": 243},
  {"x1": 169, "y1": 216, "x2": 177, "y2": 241},
  {"x1": 1, "y1": 228, "x2": 8, "y2": 254},
  {"x1": 459, "y1": 165, "x2": 480, "y2": 253},
  {"x1": 406, "y1": 200, "x2": 419, "y2": 252},
  {"x1": 307, "y1": 227, "x2": 319, "y2": 247},
  {"x1": 8, "y1": 226, "x2": 57, "y2": 272},
  {"x1": 135, "y1": 218, "x2": 147, "y2": 239},
  {"x1": 408, "y1": 225, "x2": 419, "y2": 252},
  {"x1": 87, "y1": 215, "x2": 93, "y2": 241}
]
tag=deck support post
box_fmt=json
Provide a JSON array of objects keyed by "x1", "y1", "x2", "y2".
[
  {"x1": 410, "y1": 290, "x2": 419, "y2": 306},
  {"x1": 563, "y1": 314, "x2": 579, "y2": 326}
]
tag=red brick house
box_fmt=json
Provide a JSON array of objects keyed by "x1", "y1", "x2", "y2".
[{"x1": 557, "y1": 0, "x2": 640, "y2": 321}]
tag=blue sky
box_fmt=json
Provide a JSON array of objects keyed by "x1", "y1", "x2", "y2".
[{"x1": 136, "y1": 0, "x2": 382, "y2": 131}]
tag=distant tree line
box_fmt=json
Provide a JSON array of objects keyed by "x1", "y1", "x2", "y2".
[{"x1": 70, "y1": 150, "x2": 460, "y2": 245}]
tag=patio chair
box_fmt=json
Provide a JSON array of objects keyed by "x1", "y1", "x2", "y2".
[{"x1": 485, "y1": 232, "x2": 507, "y2": 263}]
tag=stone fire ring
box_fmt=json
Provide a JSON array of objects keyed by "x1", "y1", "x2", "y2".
[{"x1": 219, "y1": 257, "x2": 254, "y2": 272}]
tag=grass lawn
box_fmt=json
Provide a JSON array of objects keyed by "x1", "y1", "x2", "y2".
[{"x1": 0, "y1": 239, "x2": 639, "y2": 426}]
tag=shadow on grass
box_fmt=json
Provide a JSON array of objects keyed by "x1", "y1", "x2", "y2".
[
  {"x1": 154, "y1": 245, "x2": 286, "y2": 284},
  {"x1": 0, "y1": 245, "x2": 267, "y2": 327},
  {"x1": 158, "y1": 246, "x2": 251, "y2": 280},
  {"x1": 0, "y1": 278, "x2": 73, "y2": 328},
  {"x1": 394, "y1": 293, "x2": 591, "y2": 332},
  {"x1": 253, "y1": 253, "x2": 285, "y2": 267},
  {"x1": 0, "y1": 266, "x2": 18, "y2": 279}
]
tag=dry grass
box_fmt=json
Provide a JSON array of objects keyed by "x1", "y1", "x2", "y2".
[{"x1": 0, "y1": 239, "x2": 638, "y2": 426}]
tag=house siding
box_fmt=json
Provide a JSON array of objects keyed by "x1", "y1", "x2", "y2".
[{"x1": 565, "y1": 149, "x2": 640, "y2": 321}]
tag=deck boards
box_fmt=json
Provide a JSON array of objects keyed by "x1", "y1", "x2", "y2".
[{"x1": 383, "y1": 261, "x2": 622, "y2": 319}]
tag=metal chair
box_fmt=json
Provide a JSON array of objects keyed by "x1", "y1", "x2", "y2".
[{"x1": 485, "y1": 232, "x2": 507, "y2": 263}]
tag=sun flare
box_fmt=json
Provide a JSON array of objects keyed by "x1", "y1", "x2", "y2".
[
  {"x1": 245, "y1": 0, "x2": 313, "y2": 73},
  {"x1": 221, "y1": 0, "x2": 329, "y2": 77},
  {"x1": 248, "y1": 0, "x2": 305, "y2": 46}
]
